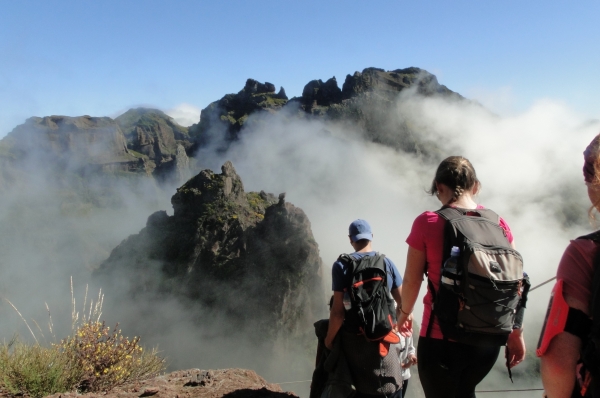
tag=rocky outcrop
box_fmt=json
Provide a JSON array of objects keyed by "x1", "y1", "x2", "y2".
[
  {"x1": 294, "y1": 67, "x2": 463, "y2": 154},
  {"x1": 189, "y1": 68, "x2": 463, "y2": 156},
  {"x1": 45, "y1": 368, "x2": 297, "y2": 398},
  {"x1": 301, "y1": 77, "x2": 343, "y2": 109},
  {"x1": 6, "y1": 115, "x2": 139, "y2": 172},
  {"x1": 0, "y1": 109, "x2": 196, "y2": 211},
  {"x1": 340, "y1": 67, "x2": 457, "y2": 99},
  {"x1": 115, "y1": 108, "x2": 192, "y2": 179},
  {"x1": 96, "y1": 161, "x2": 323, "y2": 340},
  {"x1": 188, "y1": 79, "x2": 289, "y2": 146}
]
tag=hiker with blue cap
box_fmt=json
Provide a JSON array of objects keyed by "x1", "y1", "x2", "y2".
[{"x1": 324, "y1": 219, "x2": 404, "y2": 398}]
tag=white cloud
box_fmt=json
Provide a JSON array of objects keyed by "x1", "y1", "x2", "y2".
[{"x1": 164, "y1": 103, "x2": 201, "y2": 127}]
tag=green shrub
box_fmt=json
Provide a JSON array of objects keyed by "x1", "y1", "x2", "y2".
[
  {"x1": 59, "y1": 321, "x2": 164, "y2": 392},
  {"x1": 0, "y1": 284, "x2": 166, "y2": 397},
  {"x1": 0, "y1": 338, "x2": 81, "y2": 398}
]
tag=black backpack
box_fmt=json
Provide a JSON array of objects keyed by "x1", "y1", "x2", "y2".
[
  {"x1": 576, "y1": 231, "x2": 600, "y2": 397},
  {"x1": 427, "y1": 207, "x2": 525, "y2": 346},
  {"x1": 338, "y1": 253, "x2": 396, "y2": 341}
]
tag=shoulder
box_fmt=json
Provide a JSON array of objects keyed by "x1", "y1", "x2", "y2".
[
  {"x1": 557, "y1": 238, "x2": 599, "y2": 308},
  {"x1": 562, "y1": 238, "x2": 598, "y2": 263},
  {"x1": 383, "y1": 255, "x2": 398, "y2": 269},
  {"x1": 409, "y1": 211, "x2": 444, "y2": 232},
  {"x1": 415, "y1": 210, "x2": 443, "y2": 223},
  {"x1": 477, "y1": 205, "x2": 514, "y2": 243}
]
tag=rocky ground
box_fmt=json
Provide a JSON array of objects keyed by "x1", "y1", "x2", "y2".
[{"x1": 0, "y1": 369, "x2": 299, "y2": 398}]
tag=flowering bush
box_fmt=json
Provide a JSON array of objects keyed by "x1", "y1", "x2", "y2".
[
  {"x1": 59, "y1": 321, "x2": 164, "y2": 392},
  {"x1": 0, "y1": 282, "x2": 165, "y2": 397}
]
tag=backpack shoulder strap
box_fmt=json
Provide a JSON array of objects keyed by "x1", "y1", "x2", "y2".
[
  {"x1": 576, "y1": 232, "x2": 600, "y2": 324},
  {"x1": 577, "y1": 231, "x2": 600, "y2": 242},
  {"x1": 337, "y1": 253, "x2": 354, "y2": 264},
  {"x1": 436, "y1": 206, "x2": 500, "y2": 224}
]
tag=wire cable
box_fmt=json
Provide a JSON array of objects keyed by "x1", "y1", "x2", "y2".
[{"x1": 529, "y1": 276, "x2": 557, "y2": 292}]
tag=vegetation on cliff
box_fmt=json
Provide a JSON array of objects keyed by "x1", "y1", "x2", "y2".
[
  {"x1": 0, "y1": 289, "x2": 164, "y2": 398},
  {"x1": 96, "y1": 161, "x2": 323, "y2": 341}
]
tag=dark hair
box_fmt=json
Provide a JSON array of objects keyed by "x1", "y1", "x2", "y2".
[
  {"x1": 428, "y1": 156, "x2": 480, "y2": 204},
  {"x1": 584, "y1": 133, "x2": 600, "y2": 220}
]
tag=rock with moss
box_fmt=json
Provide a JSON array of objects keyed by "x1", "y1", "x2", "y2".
[
  {"x1": 189, "y1": 67, "x2": 464, "y2": 157},
  {"x1": 115, "y1": 108, "x2": 192, "y2": 181},
  {"x1": 96, "y1": 161, "x2": 323, "y2": 340},
  {"x1": 6, "y1": 115, "x2": 138, "y2": 169},
  {"x1": 188, "y1": 79, "x2": 289, "y2": 147},
  {"x1": 293, "y1": 67, "x2": 464, "y2": 155}
]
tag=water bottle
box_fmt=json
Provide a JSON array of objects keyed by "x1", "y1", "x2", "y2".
[
  {"x1": 441, "y1": 246, "x2": 461, "y2": 286},
  {"x1": 343, "y1": 291, "x2": 352, "y2": 310}
]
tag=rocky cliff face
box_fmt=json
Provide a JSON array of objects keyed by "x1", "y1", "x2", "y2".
[
  {"x1": 189, "y1": 67, "x2": 462, "y2": 156},
  {"x1": 96, "y1": 161, "x2": 323, "y2": 340},
  {"x1": 189, "y1": 79, "x2": 288, "y2": 148},
  {"x1": 0, "y1": 109, "x2": 194, "y2": 207},
  {"x1": 116, "y1": 108, "x2": 192, "y2": 183},
  {"x1": 6, "y1": 115, "x2": 139, "y2": 172}
]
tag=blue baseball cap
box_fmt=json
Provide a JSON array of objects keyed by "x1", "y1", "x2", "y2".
[{"x1": 349, "y1": 219, "x2": 373, "y2": 242}]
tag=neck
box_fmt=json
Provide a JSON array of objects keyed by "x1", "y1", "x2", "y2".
[
  {"x1": 448, "y1": 194, "x2": 478, "y2": 209},
  {"x1": 353, "y1": 241, "x2": 372, "y2": 253}
]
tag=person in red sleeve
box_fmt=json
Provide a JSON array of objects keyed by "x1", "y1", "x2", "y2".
[{"x1": 397, "y1": 156, "x2": 525, "y2": 398}]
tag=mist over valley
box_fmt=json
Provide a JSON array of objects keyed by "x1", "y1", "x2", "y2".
[{"x1": 0, "y1": 67, "x2": 599, "y2": 397}]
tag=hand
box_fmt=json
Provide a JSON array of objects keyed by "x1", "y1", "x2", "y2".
[
  {"x1": 324, "y1": 337, "x2": 333, "y2": 350},
  {"x1": 402, "y1": 353, "x2": 417, "y2": 368},
  {"x1": 397, "y1": 311, "x2": 413, "y2": 337},
  {"x1": 506, "y1": 328, "x2": 526, "y2": 368}
]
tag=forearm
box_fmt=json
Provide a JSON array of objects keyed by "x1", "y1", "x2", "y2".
[
  {"x1": 325, "y1": 313, "x2": 343, "y2": 347},
  {"x1": 541, "y1": 332, "x2": 581, "y2": 398},
  {"x1": 400, "y1": 274, "x2": 421, "y2": 314},
  {"x1": 400, "y1": 247, "x2": 426, "y2": 314},
  {"x1": 325, "y1": 292, "x2": 345, "y2": 349}
]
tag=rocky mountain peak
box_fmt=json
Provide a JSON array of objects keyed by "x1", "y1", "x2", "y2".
[
  {"x1": 8, "y1": 114, "x2": 135, "y2": 166},
  {"x1": 301, "y1": 77, "x2": 342, "y2": 108},
  {"x1": 242, "y1": 79, "x2": 276, "y2": 94},
  {"x1": 97, "y1": 161, "x2": 324, "y2": 341},
  {"x1": 171, "y1": 160, "x2": 245, "y2": 217}
]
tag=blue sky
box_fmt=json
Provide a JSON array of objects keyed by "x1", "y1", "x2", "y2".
[{"x1": 1, "y1": 0, "x2": 598, "y2": 138}]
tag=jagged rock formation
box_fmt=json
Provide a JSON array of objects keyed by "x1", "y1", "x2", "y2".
[
  {"x1": 296, "y1": 67, "x2": 463, "y2": 153},
  {"x1": 189, "y1": 79, "x2": 288, "y2": 147},
  {"x1": 0, "y1": 67, "x2": 462, "y2": 183},
  {"x1": 116, "y1": 108, "x2": 193, "y2": 183},
  {"x1": 0, "y1": 109, "x2": 196, "y2": 205},
  {"x1": 96, "y1": 161, "x2": 323, "y2": 340},
  {"x1": 189, "y1": 67, "x2": 462, "y2": 155}
]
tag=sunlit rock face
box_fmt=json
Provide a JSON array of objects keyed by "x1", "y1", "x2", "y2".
[
  {"x1": 189, "y1": 68, "x2": 464, "y2": 157},
  {"x1": 5, "y1": 115, "x2": 137, "y2": 171},
  {"x1": 115, "y1": 108, "x2": 193, "y2": 183},
  {"x1": 96, "y1": 161, "x2": 324, "y2": 340},
  {"x1": 189, "y1": 78, "x2": 289, "y2": 147}
]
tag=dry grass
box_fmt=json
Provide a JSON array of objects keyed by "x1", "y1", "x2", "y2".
[{"x1": 0, "y1": 278, "x2": 166, "y2": 397}]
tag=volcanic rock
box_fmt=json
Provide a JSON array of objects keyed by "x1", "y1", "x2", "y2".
[
  {"x1": 96, "y1": 161, "x2": 323, "y2": 340},
  {"x1": 188, "y1": 79, "x2": 289, "y2": 146},
  {"x1": 42, "y1": 368, "x2": 297, "y2": 398},
  {"x1": 189, "y1": 67, "x2": 463, "y2": 156},
  {"x1": 115, "y1": 108, "x2": 193, "y2": 180},
  {"x1": 6, "y1": 115, "x2": 138, "y2": 171}
]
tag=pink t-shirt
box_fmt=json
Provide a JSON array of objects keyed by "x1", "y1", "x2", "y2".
[
  {"x1": 405, "y1": 206, "x2": 514, "y2": 339},
  {"x1": 557, "y1": 239, "x2": 597, "y2": 307}
]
